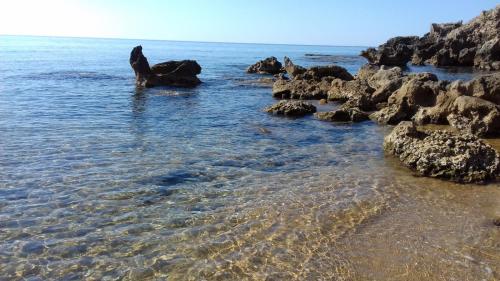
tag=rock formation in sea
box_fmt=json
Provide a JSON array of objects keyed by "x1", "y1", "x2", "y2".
[
  {"x1": 247, "y1": 57, "x2": 283, "y2": 75},
  {"x1": 362, "y1": 5, "x2": 500, "y2": 70},
  {"x1": 384, "y1": 121, "x2": 500, "y2": 183},
  {"x1": 129, "y1": 46, "x2": 202, "y2": 88},
  {"x1": 264, "y1": 100, "x2": 317, "y2": 117}
]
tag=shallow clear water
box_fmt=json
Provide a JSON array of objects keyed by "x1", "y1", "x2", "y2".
[{"x1": 0, "y1": 36, "x2": 498, "y2": 280}]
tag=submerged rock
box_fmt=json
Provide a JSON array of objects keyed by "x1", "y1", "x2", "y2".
[
  {"x1": 129, "y1": 46, "x2": 202, "y2": 88},
  {"x1": 264, "y1": 100, "x2": 316, "y2": 117},
  {"x1": 247, "y1": 57, "x2": 283, "y2": 75},
  {"x1": 384, "y1": 122, "x2": 500, "y2": 183}
]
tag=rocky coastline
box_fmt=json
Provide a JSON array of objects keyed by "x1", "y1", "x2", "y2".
[{"x1": 130, "y1": 5, "x2": 500, "y2": 183}]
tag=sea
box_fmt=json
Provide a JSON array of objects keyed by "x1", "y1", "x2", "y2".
[{"x1": 0, "y1": 35, "x2": 498, "y2": 280}]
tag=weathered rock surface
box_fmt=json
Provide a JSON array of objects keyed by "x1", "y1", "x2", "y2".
[
  {"x1": 315, "y1": 106, "x2": 369, "y2": 122},
  {"x1": 363, "y1": 5, "x2": 500, "y2": 70},
  {"x1": 129, "y1": 46, "x2": 202, "y2": 88},
  {"x1": 272, "y1": 64, "x2": 353, "y2": 100},
  {"x1": 284, "y1": 57, "x2": 306, "y2": 77},
  {"x1": 247, "y1": 57, "x2": 283, "y2": 75},
  {"x1": 264, "y1": 100, "x2": 316, "y2": 117},
  {"x1": 361, "y1": 36, "x2": 420, "y2": 66},
  {"x1": 384, "y1": 121, "x2": 500, "y2": 183},
  {"x1": 447, "y1": 96, "x2": 500, "y2": 137}
]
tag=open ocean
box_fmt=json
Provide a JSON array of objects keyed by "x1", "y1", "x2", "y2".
[{"x1": 0, "y1": 35, "x2": 498, "y2": 280}]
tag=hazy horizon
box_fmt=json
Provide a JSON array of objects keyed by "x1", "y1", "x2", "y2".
[{"x1": 1, "y1": 0, "x2": 499, "y2": 46}]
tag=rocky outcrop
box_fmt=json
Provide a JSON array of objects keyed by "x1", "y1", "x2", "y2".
[
  {"x1": 264, "y1": 100, "x2": 316, "y2": 116},
  {"x1": 363, "y1": 5, "x2": 500, "y2": 70},
  {"x1": 447, "y1": 96, "x2": 500, "y2": 137},
  {"x1": 247, "y1": 57, "x2": 283, "y2": 75},
  {"x1": 272, "y1": 64, "x2": 353, "y2": 100},
  {"x1": 361, "y1": 36, "x2": 420, "y2": 66},
  {"x1": 129, "y1": 46, "x2": 202, "y2": 88},
  {"x1": 284, "y1": 57, "x2": 306, "y2": 77},
  {"x1": 384, "y1": 122, "x2": 500, "y2": 183},
  {"x1": 315, "y1": 106, "x2": 369, "y2": 122}
]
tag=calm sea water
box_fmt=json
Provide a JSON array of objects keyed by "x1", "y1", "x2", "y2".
[{"x1": 0, "y1": 36, "x2": 498, "y2": 281}]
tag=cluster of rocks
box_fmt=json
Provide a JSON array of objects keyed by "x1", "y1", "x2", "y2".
[
  {"x1": 254, "y1": 55, "x2": 500, "y2": 182},
  {"x1": 129, "y1": 46, "x2": 202, "y2": 88},
  {"x1": 362, "y1": 5, "x2": 500, "y2": 70}
]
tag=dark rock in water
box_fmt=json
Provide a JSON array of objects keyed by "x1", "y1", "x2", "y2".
[
  {"x1": 364, "y1": 5, "x2": 500, "y2": 70},
  {"x1": 315, "y1": 106, "x2": 369, "y2": 122},
  {"x1": 129, "y1": 46, "x2": 202, "y2": 88},
  {"x1": 247, "y1": 57, "x2": 283, "y2": 75},
  {"x1": 284, "y1": 56, "x2": 306, "y2": 77},
  {"x1": 361, "y1": 36, "x2": 420, "y2": 66},
  {"x1": 151, "y1": 60, "x2": 201, "y2": 76},
  {"x1": 264, "y1": 100, "x2": 316, "y2": 117},
  {"x1": 493, "y1": 217, "x2": 500, "y2": 227},
  {"x1": 300, "y1": 65, "x2": 354, "y2": 81},
  {"x1": 384, "y1": 121, "x2": 500, "y2": 183}
]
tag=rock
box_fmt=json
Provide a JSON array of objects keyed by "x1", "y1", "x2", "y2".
[
  {"x1": 447, "y1": 96, "x2": 500, "y2": 137},
  {"x1": 355, "y1": 63, "x2": 381, "y2": 80},
  {"x1": 469, "y1": 72, "x2": 500, "y2": 104},
  {"x1": 493, "y1": 217, "x2": 500, "y2": 227},
  {"x1": 247, "y1": 57, "x2": 283, "y2": 75},
  {"x1": 361, "y1": 36, "x2": 420, "y2": 66},
  {"x1": 328, "y1": 79, "x2": 375, "y2": 111},
  {"x1": 319, "y1": 99, "x2": 328, "y2": 105},
  {"x1": 371, "y1": 73, "x2": 444, "y2": 124},
  {"x1": 129, "y1": 46, "x2": 202, "y2": 88},
  {"x1": 272, "y1": 77, "x2": 332, "y2": 100},
  {"x1": 151, "y1": 60, "x2": 201, "y2": 76},
  {"x1": 384, "y1": 121, "x2": 500, "y2": 183},
  {"x1": 264, "y1": 100, "x2": 317, "y2": 117},
  {"x1": 283, "y1": 56, "x2": 306, "y2": 77},
  {"x1": 315, "y1": 106, "x2": 369, "y2": 122},
  {"x1": 301, "y1": 65, "x2": 354, "y2": 81}
]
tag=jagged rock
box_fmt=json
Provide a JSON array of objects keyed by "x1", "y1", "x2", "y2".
[
  {"x1": 129, "y1": 46, "x2": 202, "y2": 88},
  {"x1": 361, "y1": 36, "x2": 420, "y2": 66},
  {"x1": 315, "y1": 106, "x2": 369, "y2": 122},
  {"x1": 384, "y1": 121, "x2": 500, "y2": 183},
  {"x1": 328, "y1": 79, "x2": 375, "y2": 111},
  {"x1": 447, "y1": 96, "x2": 500, "y2": 136},
  {"x1": 283, "y1": 57, "x2": 306, "y2": 77},
  {"x1": 366, "y1": 5, "x2": 500, "y2": 70},
  {"x1": 272, "y1": 77, "x2": 333, "y2": 100},
  {"x1": 355, "y1": 63, "x2": 381, "y2": 80},
  {"x1": 371, "y1": 73, "x2": 445, "y2": 124},
  {"x1": 264, "y1": 100, "x2": 316, "y2": 116},
  {"x1": 247, "y1": 57, "x2": 283, "y2": 75}
]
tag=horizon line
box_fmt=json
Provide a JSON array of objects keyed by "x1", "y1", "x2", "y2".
[{"x1": 0, "y1": 33, "x2": 372, "y2": 48}]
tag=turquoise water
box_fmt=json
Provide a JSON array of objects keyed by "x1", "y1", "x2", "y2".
[{"x1": 0, "y1": 36, "x2": 498, "y2": 280}]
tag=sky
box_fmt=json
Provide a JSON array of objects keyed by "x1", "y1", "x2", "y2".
[{"x1": 0, "y1": 0, "x2": 498, "y2": 46}]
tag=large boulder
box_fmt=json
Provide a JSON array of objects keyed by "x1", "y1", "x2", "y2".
[
  {"x1": 129, "y1": 46, "x2": 202, "y2": 88},
  {"x1": 361, "y1": 36, "x2": 420, "y2": 66},
  {"x1": 384, "y1": 121, "x2": 500, "y2": 183},
  {"x1": 283, "y1": 57, "x2": 306, "y2": 77},
  {"x1": 247, "y1": 57, "x2": 283, "y2": 75},
  {"x1": 447, "y1": 96, "x2": 500, "y2": 137},
  {"x1": 328, "y1": 79, "x2": 376, "y2": 111},
  {"x1": 370, "y1": 73, "x2": 445, "y2": 124},
  {"x1": 264, "y1": 100, "x2": 316, "y2": 117}
]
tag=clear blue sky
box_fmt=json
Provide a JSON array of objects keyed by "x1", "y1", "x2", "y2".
[{"x1": 0, "y1": 0, "x2": 498, "y2": 46}]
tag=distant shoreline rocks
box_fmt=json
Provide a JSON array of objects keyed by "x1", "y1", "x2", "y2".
[
  {"x1": 361, "y1": 5, "x2": 500, "y2": 70},
  {"x1": 129, "y1": 45, "x2": 202, "y2": 88}
]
